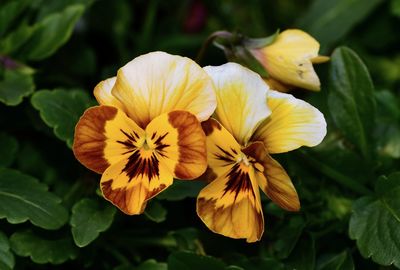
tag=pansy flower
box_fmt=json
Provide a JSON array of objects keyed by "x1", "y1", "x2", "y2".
[
  {"x1": 250, "y1": 29, "x2": 329, "y2": 91},
  {"x1": 196, "y1": 63, "x2": 326, "y2": 242},
  {"x1": 73, "y1": 51, "x2": 216, "y2": 215}
]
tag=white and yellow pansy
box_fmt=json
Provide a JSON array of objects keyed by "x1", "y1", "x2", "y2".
[
  {"x1": 196, "y1": 62, "x2": 326, "y2": 242},
  {"x1": 73, "y1": 51, "x2": 216, "y2": 215}
]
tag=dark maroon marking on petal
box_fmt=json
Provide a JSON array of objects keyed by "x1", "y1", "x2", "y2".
[
  {"x1": 154, "y1": 132, "x2": 170, "y2": 157},
  {"x1": 123, "y1": 150, "x2": 160, "y2": 182},
  {"x1": 231, "y1": 148, "x2": 238, "y2": 155},
  {"x1": 117, "y1": 129, "x2": 140, "y2": 153},
  {"x1": 222, "y1": 163, "x2": 255, "y2": 200},
  {"x1": 133, "y1": 131, "x2": 140, "y2": 139},
  {"x1": 154, "y1": 132, "x2": 168, "y2": 145},
  {"x1": 201, "y1": 119, "x2": 222, "y2": 136},
  {"x1": 120, "y1": 129, "x2": 137, "y2": 142},
  {"x1": 214, "y1": 145, "x2": 235, "y2": 164}
]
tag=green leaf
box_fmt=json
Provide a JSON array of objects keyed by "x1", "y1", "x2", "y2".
[
  {"x1": 168, "y1": 251, "x2": 226, "y2": 270},
  {"x1": 20, "y1": 4, "x2": 85, "y2": 60},
  {"x1": 169, "y1": 228, "x2": 201, "y2": 252},
  {"x1": 70, "y1": 198, "x2": 116, "y2": 247},
  {"x1": 285, "y1": 233, "x2": 315, "y2": 270},
  {"x1": 391, "y1": 0, "x2": 400, "y2": 17},
  {"x1": 144, "y1": 200, "x2": 167, "y2": 223},
  {"x1": 0, "y1": 168, "x2": 68, "y2": 230},
  {"x1": 328, "y1": 47, "x2": 376, "y2": 159},
  {"x1": 136, "y1": 259, "x2": 167, "y2": 270},
  {"x1": 0, "y1": 133, "x2": 18, "y2": 167},
  {"x1": 349, "y1": 172, "x2": 400, "y2": 268},
  {"x1": 310, "y1": 133, "x2": 375, "y2": 184},
  {"x1": 31, "y1": 89, "x2": 94, "y2": 147},
  {"x1": 318, "y1": 251, "x2": 354, "y2": 270},
  {"x1": 35, "y1": 0, "x2": 94, "y2": 20},
  {"x1": 157, "y1": 180, "x2": 206, "y2": 201},
  {"x1": 10, "y1": 231, "x2": 77, "y2": 264},
  {"x1": 0, "y1": 231, "x2": 15, "y2": 270},
  {"x1": 0, "y1": 0, "x2": 29, "y2": 37},
  {"x1": 0, "y1": 68, "x2": 35, "y2": 106},
  {"x1": 0, "y1": 24, "x2": 35, "y2": 55},
  {"x1": 375, "y1": 90, "x2": 400, "y2": 158},
  {"x1": 297, "y1": 0, "x2": 383, "y2": 50},
  {"x1": 274, "y1": 216, "x2": 305, "y2": 259}
]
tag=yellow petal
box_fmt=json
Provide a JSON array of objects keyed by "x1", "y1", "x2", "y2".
[
  {"x1": 73, "y1": 106, "x2": 145, "y2": 174},
  {"x1": 93, "y1": 77, "x2": 125, "y2": 109},
  {"x1": 252, "y1": 90, "x2": 326, "y2": 154},
  {"x1": 74, "y1": 106, "x2": 208, "y2": 214},
  {"x1": 243, "y1": 142, "x2": 300, "y2": 211},
  {"x1": 201, "y1": 118, "x2": 242, "y2": 179},
  {"x1": 197, "y1": 162, "x2": 264, "y2": 243},
  {"x1": 145, "y1": 110, "x2": 208, "y2": 180},
  {"x1": 204, "y1": 63, "x2": 271, "y2": 146},
  {"x1": 251, "y1": 29, "x2": 327, "y2": 91},
  {"x1": 100, "y1": 152, "x2": 173, "y2": 215},
  {"x1": 112, "y1": 51, "x2": 216, "y2": 128}
]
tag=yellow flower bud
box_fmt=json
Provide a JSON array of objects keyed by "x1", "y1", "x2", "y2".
[{"x1": 250, "y1": 29, "x2": 329, "y2": 91}]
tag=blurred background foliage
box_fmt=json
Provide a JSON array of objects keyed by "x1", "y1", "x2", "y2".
[{"x1": 0, "y1": 0, "x2": 400, "y2": 269}]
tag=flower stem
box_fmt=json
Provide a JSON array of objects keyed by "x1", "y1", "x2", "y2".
[{"x1": 195, "y1": 30, "x2": 233, "y2": 64}]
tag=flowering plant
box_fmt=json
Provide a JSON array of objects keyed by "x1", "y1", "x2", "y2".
[{"x1": 0, "y1": 1, "x2": 399, "y2": 269}]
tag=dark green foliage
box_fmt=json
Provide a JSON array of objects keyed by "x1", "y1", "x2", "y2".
[{"x1": 0, "y1": 0, "x2": 399, "y2": 269}]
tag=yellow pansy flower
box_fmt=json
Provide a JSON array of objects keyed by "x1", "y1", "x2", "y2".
[
  {"x1": 196, "y1": 63, "x2": 326, "y2": 242},
  {"x1": 73, "y1": 51, "x2": 216, "y2": 215},
  {"x1": 250, "y1": 29, "x2": 329, "y2": 91}
]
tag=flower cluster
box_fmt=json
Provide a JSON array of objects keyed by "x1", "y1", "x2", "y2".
[{"x1": 73, "y1": 30, "x2": 327, "y2": 243}]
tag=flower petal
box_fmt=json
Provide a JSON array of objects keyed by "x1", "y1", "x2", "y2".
[
  {"x1": 197, "y1": 162, "x2": 264, "y2": 243},
  {"x1": 201, "y1": 118, "x2": 242, "y2": 180},
  {"x1": 100, "y1": 153, "x2": 173, "y2": 215},
  {"x1": 112, "y1": 51, "x2": 216, "y2": 128},
  {"x1": 243, "y1": 142, "x2": 300, "y2": 211},
  {"x1": 96, "y1": 110, "x2": 207, "y2": 215},
  {"x1": 93, "y1": 77, "x2": 124, "y2": 109},
  {"x1": 145, "y1": 110, "x2": 208, "y2": 180},
  {"x1": 251, "y1": 29, "x2": 325, "y2": 91},
  {"x1": 204, "y1": 63, "x2": 271, "y2": 145},
  {"x1": 73, "y1": 106, "x2": 145, "y2": 174},
  {"x1": 252, "y1": 90, "x2": 326, "y2": 154}
]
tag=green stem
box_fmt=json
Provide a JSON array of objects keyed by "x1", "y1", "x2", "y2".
[
  {"x1": 297, "y1": 151, "x2": 372, "y2": 195},
  {"x1": 195, "y1": 30, "x2": 233, "y2": 64}
]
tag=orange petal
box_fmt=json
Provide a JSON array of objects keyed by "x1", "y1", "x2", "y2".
[
  {"x1": 73, "y1": 106, "x2": 145, "y2": 173},
  {"x1": 243, "y1": 142, "x2": 300, "y2": 211},
  {"x1": 145, "y1": 110, "x2": 208, "y2": 180}
]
